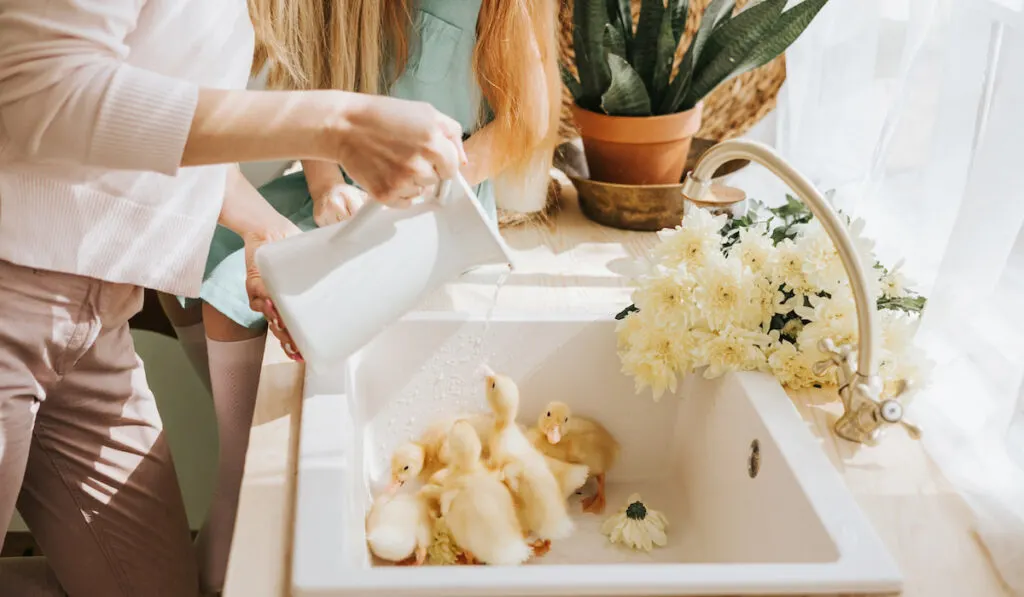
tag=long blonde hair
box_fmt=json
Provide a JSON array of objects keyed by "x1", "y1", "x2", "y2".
[{"x1": 249, "y1": 0, "x2": 560, "y2": 213}]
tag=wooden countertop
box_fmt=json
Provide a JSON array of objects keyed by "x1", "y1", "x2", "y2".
[{"x1": 224, "y1": 185, "x2": 1010, "y2": 597}]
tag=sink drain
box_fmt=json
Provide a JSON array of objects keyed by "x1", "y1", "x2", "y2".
[{"x1": 747, "y1": 439, "x2": 761, "y2": 479}]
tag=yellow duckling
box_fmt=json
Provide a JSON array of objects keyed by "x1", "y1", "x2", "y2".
[
  {"x1": 485, "y1": 373, "x2": 574, "y2": 552},
  {"x1": 421, "y1": 420, "x2": 531, "y2": 566},
  {"x1": 388, "y1": 413, "x2": 495, "y2": 493},
  {"x1": 365, "y1": 490, "x2": 432, "y2": 565},
  {"x1": 543, "y1": 455, "x2": 590, "y2": 500},
  {"x1": 528, "y1": 401, "x2": 620, "y2": 513}
]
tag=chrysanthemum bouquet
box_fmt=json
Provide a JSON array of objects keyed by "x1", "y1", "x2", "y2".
[{"x1": 615, "y1": 195, "x2": 931, "y2": 400}]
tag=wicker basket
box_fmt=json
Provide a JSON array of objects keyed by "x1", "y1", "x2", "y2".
[{"x1": 496, "y1": 180, "x2": 562, "y2": 228}]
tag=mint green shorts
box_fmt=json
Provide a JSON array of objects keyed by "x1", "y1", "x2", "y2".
[{"x1": 181, "y1": 171, "x2": 496, "y2": 330}]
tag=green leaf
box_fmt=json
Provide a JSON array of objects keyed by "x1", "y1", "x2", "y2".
[
  {"x1": 632, "y1": 0, "x2": 666, "y2": 92},
  {"x1": 711, "y1": 6, "x2": 734, "y2": 32},
  {"x1": 571, "y1": 27, "x2": 598, "y2": 109},
  {"x1": 659, "y1": 0, "x2": 732, "y2": 112},
  {"x1": 657, "y1": 44, "x2": 695, "y2": 113},
  {"x1": 684, "y1": 0, "x2": 787, "y2": 107},
  {"x1": 572, "y1": 0, "x2": 612, "y2": 109},
  {"x1": 770, "y1": 227, "x2": 792, "y2": 245},
  {"x1": 877, "y1": 294, "x2": 927, "y2": 314},
  {"x1": 696, "y1": 0, "x2": 772, "y2": 73},
  {"x1": 652, "y1": 5, "x2": 678, "y2": 106},
  {"x1": 771, "y1": 194, "x2": 811, "y2": 219},
  {"x1": 609, "y1": 0, "x2": 634, "y2": 50},
  {"x1": 615, "y1": 304, "x2": 639, "y2": 320},
  {"x1": 670, "y1": 0, "x2": 690, "y2": 45},
  {"x1": 729, "y1": 0, "x2": 828, "y2": 74},
  {"x1": 691, "y1": 0, "x2": 735, "y2": 66},
  {"x1": 560, "y1": 64, "x2": 584, "y2": 101},
  {"x1": 601, "y1": 54, "x2": 653, "y2": 116},
  {"x1": 604, "y1": 22, "x2": 628, "y2": 61}
]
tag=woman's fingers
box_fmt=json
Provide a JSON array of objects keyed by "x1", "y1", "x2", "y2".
[
  {"x1": 330, "y1": 96, "x2": 465, "y2": 206},
  {"x1": 410, "y1": 156, "x2": 440, "y2": 190},
  {"x1": 425, "y1": 132, "x2": 461, "y2": 181},
  {"x1": 261, "y1": 299, "x2": 303, "y2": 362}
]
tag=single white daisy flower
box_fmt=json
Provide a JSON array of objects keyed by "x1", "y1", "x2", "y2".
[{"x1": 601, "y1": 493, "x2": 668, "y2": 552}]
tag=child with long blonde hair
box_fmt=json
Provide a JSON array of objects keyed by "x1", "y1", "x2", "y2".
[{"x1": 160, "y1": 1, "x2": 561, "y2": 591}]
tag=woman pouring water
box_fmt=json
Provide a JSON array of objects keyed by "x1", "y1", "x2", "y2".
[{"x1": 0, "y1": 0, "x2": 465, "y2": 595}]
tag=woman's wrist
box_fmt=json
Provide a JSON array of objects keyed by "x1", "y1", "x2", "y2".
[{"x1": 183, "y1": 89, "x2": 359, "y2": 167}]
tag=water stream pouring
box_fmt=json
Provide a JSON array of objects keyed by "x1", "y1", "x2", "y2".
[{"x1": 255, "y1": 174, "x2": 514, "y2": 372}]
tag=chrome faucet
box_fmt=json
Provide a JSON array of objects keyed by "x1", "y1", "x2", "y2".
[{"x1": 681, "y1": 140, "x2": 921, "y2": 446}]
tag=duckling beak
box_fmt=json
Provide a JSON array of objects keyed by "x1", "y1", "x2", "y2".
[
  {"x1": 546, "y1": 426, "x2": 562, "y2": 444},
  {"x1": 386, "y1": 480, "x2": 403, "y2": 495}
]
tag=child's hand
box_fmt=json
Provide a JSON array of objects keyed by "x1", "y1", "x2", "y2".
[
  {"x1": 313, "y1": 183, "x2": 367, "y2": 227},
  {"x1": 243, "y1": 218, "x2": 304, "y2": 361}
]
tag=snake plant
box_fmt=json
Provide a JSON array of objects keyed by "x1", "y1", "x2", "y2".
[{"x1": 564, "y1": 0, "x2": 828, "y2": 117}]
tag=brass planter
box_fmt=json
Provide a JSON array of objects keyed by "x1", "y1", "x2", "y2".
[{"x1": 570, "y1": 138, "x2": 749, "y2": 232}]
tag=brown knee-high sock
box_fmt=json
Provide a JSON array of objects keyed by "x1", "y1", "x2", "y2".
[{"x1": 195, "y1": 334, "x2": 265, "y2": 594}]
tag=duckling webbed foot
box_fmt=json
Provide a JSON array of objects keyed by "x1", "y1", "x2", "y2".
[
  {"x1": 394, "y1": 555, "x2": 418, "y2": 566},
  {"x1": 581, "y1": 473, "x2": 607, "y2": 514},
  {"x1": 458, "y1": 551, "x2": 481, "y2": 565},
  {"x1": 530, "y1": 539, "x2": 552, "y2": 557}
]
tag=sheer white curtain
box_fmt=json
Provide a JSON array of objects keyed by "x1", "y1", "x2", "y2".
[{"x1": 743, "y1": 0, "x2": 1024, "y2": 592}]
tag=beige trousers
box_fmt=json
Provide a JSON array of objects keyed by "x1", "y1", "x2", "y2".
[{"x1": 0, "y1": 260, "x2": 199, "y2": 596}]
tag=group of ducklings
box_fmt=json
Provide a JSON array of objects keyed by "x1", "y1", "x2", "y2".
[{"x1": 365, "y1": 369, "x2": 620, "y2": 566}]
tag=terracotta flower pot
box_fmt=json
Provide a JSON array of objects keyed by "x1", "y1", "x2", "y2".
[{"x1": 571, "y1": 103, "x2": 704, "y2": 186}]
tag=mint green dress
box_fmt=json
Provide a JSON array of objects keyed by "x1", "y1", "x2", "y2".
[{"x1": 183, "y1": 0, "x2": 496, "y2": 329}]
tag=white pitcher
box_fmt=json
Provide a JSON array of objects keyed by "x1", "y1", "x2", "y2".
[{"x1": 255, "y1": 174, "x2": 513, "y2": 371}]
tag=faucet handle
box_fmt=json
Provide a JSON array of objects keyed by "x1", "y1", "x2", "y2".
[
  {"x1": 814, "y1": 339, "x2": 856, "y2": 379},
  {"x1": 859, "y1": 379, "x2": 923, "y2": 441},
  {"x1": 817, "y1": 338, "x2": 854, "y2": 361},
  {"x1": 880, "y1": 379, "x2": 922, "y2": 440}
]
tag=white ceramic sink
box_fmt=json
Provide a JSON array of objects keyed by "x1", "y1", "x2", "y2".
[{"x1": 292, "y1": 314, "x2": 902, "y2": 596}]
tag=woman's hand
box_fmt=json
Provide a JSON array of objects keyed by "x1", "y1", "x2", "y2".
[
  {"x1": 328, "y1": 94, "x2": 467, "y2": 205},
  {"x1": 242, "y1": 219, "x2": 304, "y2": 361},
  {"x1": 185, "y1": 90, "x2": 467, "y2": 206}
]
